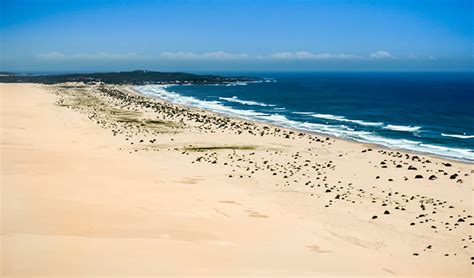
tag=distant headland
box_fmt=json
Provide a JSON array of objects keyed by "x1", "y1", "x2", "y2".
[{"x1": 0, "y1": 70, "x2": 257, "y2": 85}]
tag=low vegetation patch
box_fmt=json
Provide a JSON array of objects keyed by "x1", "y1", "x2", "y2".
[
  {"x1": 144, "y1": 119, "x2": 179, "y2": 127},
  {"x1": 184, "y1": 145, "x2": 256, "y2": 152}
]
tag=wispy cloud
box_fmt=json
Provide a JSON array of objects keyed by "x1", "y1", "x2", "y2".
[
  {"x1": 37, "y1": 50, "x2": 407, "y2": 62},
  {"x1": 159, "y1": 51, "x2": 249, "y2": 60},
  {"x1": 159, "y1": 51, "x2": 361, "y2": 60},
  {"x1": 370, "y1": 50, "x2": 394, "y2": 59},
  {"x1": 268, "y1": 51, "x2": 362, "y2": 60},
  {"x1": 37, "y1": 52, "x2": 150, "y2": 60}
]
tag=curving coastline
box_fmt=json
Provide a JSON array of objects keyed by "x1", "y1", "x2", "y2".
[
  {"x1": 133, "y1": 84, "x2": 474, "y2": 163},
  {"x1": 2, "y1": 83, "x2": 473, "y2": 276}
]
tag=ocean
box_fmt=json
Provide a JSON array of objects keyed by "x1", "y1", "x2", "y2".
[{"x1": 135, "y1": 72, "x2": 474, "y2": 162}]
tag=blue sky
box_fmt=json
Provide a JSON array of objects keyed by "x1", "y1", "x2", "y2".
[{"x1": 1, "y1": 0, "x2": 473, "y2": 72}]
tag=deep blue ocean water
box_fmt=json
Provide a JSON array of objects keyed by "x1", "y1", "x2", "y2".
[{"x1": 136, "y1": 72, "x2": 474, "y2": 162}]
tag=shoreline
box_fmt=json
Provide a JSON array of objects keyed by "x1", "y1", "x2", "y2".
[
  {"x1": 126, "y1": 84, "x2": 473, "y2": 165},
  {"x1": 2, "y1": 83, "x2": 473, "y2": 277}
]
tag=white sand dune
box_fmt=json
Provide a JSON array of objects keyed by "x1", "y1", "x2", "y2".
[{"x1": 1, "y1": 83, "x2": 472, "y2": 277}]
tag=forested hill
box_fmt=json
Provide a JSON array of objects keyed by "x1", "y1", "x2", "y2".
[{"x1": 0, "y1": 70, "x2": 257, "y2": 85}]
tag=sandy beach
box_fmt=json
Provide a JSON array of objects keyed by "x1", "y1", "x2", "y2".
[{"x1": 1, "y1": 83, "x2": 473, "y2": 277}]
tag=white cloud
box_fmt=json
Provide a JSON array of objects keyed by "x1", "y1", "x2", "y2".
[
  {"x1": 269, "y1": 51, "x2": 362, "y2": 60},
  {"x1": 36, "y1": 50, "x2": 402, "y2": 62},
  {"x1": 151, "y1": 50, "x2": 361, "y2": 61},
  {"x1": 370, "y1": 50, "x2": 394, "y2": 59},
  {"x1": 159, "y1": 51, "x2": 249, "y2": 60},
  {"x1": 37, "y1": 52, "x2": 150, "y2": 60}
]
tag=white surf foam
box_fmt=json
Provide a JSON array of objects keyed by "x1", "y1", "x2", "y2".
[
  {"x1": 357, "y1": 134, "x2": 474, "y2": 161},
  {"x1": 297, "y1": 113, "x2": 424, "y2": 132},
  {"x1": 256, "y1": 114, "x2": 370, "y2": 139},
  {"x1": 384, "y1": 124, "x2": 421, "y2": 132},
  {"x1": 210, "y1": 79, "x2": 270, "y2": 87},
  {"x1": 135, "y1": 85, "x2": 473, "y2": 162},
  {"x1": 264, "y1": 78, "x2": 277, "y2": 83},
  {"x1": 311, "y1": 113, "x2": 384, "y2": 127},
  {"x1": 225, "y1": 81, "x2": 250, "y2": 86},
  {"x1": 219, "y1": 96, "x2": 276, "y2": 107},
  {"x1": 137, "y1": 85, "x2": 268, "y2": 121},
  {"x1": 312, "y1": 113, "x2": 345, "y2": 121},
  {"x1": 292, "y1": 112, "x2": 314, "y2": 115},
  {"x1": 441, "y1": 133, "x2": 474, "y2": 139}
]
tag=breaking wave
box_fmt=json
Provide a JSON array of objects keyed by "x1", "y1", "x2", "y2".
[
  {"x1": 219, "y1": 96, "x2": 276, "y2": 107},
  {"x1": 311, "y1": 113, "x2": 384, "y2": 127},
  {"x1": 383, "y1": 124, "x2": 421, "y2": 132},
  {"x1": 441, "y1": 133, "x2": 474, "y2": 139},
  {"x1": 134, "y1": 85, "x2": 474, "y2": 162}
]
